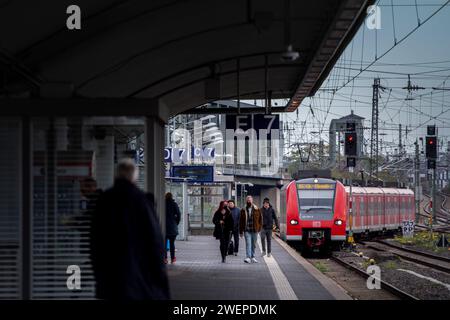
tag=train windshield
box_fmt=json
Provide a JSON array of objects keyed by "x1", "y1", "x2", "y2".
[{"x1": 297, "y1": 183, "x2": 335, "y2": 220}]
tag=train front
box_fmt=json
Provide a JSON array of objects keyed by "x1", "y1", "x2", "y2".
[{"x1": 288, "y1": 178, "x2": 347, "y2": 252}]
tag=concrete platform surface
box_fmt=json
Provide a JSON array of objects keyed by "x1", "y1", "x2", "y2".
[{"x1": 167, "y1": 235, "x2": 351, "y2": 300}]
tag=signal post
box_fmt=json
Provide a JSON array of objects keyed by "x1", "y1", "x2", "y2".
[
  {"x1": 425, "y1": 125, "x2": 437, "y2": 233},
  {"x1": 345, "y1": 123, "x2": 357, "y2": 245}
]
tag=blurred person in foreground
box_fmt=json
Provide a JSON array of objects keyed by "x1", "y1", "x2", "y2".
[{"x1": 91, "y1": 158, "x2": 169, "y2": 300}]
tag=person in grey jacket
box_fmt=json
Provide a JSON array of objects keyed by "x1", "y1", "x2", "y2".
[{"x1": 260, "y1": 198, "x2": 279, "y2": 257}]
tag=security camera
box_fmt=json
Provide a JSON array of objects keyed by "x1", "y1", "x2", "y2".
[{"x1": 280, "y1": 44, "x2": 299, "y2": 62}]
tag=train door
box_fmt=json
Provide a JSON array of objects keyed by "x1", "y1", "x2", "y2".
[
  {"x1": 280, "y1": 183, "x2": 288, "y2": 240},
  {"x1": 348, "y1": 193, "x2": 354, "y2": 231},
  {"x1": 403, "y1": 194, "x2": 414, "y2": 223},
  {"x1": 401, "y1": 196, "x2": 406, "y2": 223},
  {"x1": 374, "y1": 196, "x2": 379, "y2": 228},
  {"x1": 398, "y1": 195, "x2": 404, "y2": 226},
  {"x1": 385, "y1": 195, "x2": 390, "y2": 227},
  {"x1": 409, "y1": 195, "x2": 415, "y2": 221},
  {"x1": 360, "y1": 193, "x2": 366, "y2": 231},
  {"x1": 377, "y1": 195, "x2": 382, "y2": 229},
  {"x1": 368, "y1": 196, "x2": 374, "y2": 228},
  {"x1": 386, "y1": 195, "x2": 396, "y2": 228}
]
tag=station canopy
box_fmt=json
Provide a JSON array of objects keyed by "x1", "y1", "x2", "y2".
[{"x1": 0, "y1": 0, "x2": 371, "y2": 116}]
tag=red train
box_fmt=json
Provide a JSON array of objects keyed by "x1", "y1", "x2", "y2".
[{"x1": 280, "y1": 178, "x2": 415, "y2": 252}]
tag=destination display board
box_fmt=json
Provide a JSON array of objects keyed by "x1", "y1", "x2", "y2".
[
  {"x1": 297, "y1": 183, "x2": 335, "y2": 190},
  {"x1": 171, "y1": 165, "x2": 214, "y2": 183}
]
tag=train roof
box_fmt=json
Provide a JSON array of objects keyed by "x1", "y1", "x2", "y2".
[
  {"x1": 344, "y1": 186, "x2": 414, "y2": 195},
  {"x1": 281, "y1": 178, "x2": 341, "y2": 191}
]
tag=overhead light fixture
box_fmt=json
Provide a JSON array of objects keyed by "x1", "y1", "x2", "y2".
[
  {"x1": 202, "y1": 122, "x2": 217, "y2": 128},
  {"x1": 200, "y1": 115, "x2": 215, "y2": 121},
  {"x1": 205, "y1": 127, "x2": 219, "y2": 132},
  {"x1": 280, "y1": 44, "x2": 299, "y2": 62}
]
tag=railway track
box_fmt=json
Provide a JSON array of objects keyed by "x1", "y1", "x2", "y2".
[
  {"x1": 422, "y1": 194, "x2": 450, "y2": 224},
  {"x1": 418, "y1": 194, "x2": 450, "y2": 232},
  {"x1": 420, "y1": 195, "x2": 449, "y2": 226},
  {"x1": 376, "y1": 239, "x2": 450, "y2": 263},
  {"x1": 330, "y1": 254, "x2": 419, "y2": 300},
  {"x1": 415, "y1": 223, "x2": 450, "y2": 232},
  {"x1": 361, "y1": 240, "x2": 450, "y2": 274},
  {"x1": 439, "y1": 192, "x2": 450, "y2": 217}
]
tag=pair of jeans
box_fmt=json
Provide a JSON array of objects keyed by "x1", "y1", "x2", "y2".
[
  {"x1": 219, "y1": 232, "x2": 231, "y2": 260},
  {"x1": 260, "y1": 229, "x2": 272, "y2": 254},
  {"x1": 232, "y1": 229, "x2": 239, "y2": 253},
  {"x1": 244, "y1": 231, "x2": 257, "y2": 259},
  {"x1": 165, "y1": 235, "x2": 176, "y2": 260}
]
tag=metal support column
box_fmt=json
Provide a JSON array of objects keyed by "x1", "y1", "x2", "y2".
[
  {"x1": 348, "y1": 168, "x2": 354, "y2": 244},
  {"x1": 370, "y1": 78, "x2": 381, "y2": 180},
  {"x1": 414, "y1": 140, "x2": 420, "y2": 223},
  {"x1": 21, "y1": 116, "x2": 32, "y2": 300},
  {"x1": 432, "y1": 167, "x2": 437, "y2": 222},
  {"x1": 145, "y1": 116, "x2": 166, "y2": 236},
  {"x1": 182, "y1": 181, "x2": 189, "y2": 240}
]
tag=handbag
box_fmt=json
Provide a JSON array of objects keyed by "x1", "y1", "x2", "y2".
[{"x1": 228, "y1": 238, "x2": 234, "y2": 255}]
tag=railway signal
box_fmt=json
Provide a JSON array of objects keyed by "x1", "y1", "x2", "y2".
[
  {"x1": 344, "y1": 132, "x2": 357, "y2": 156},
  {"x1": 344, "y1": 123, "x2": 357, "y2": 243},
  {"x1": 425, "y1": 136, "x2": 437, "y2": 159}
]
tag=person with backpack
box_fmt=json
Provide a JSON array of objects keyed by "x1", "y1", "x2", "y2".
[
  {"x1": 212, "y1": 201, "x2": 234, "y2": 263},
  {"x1": 260, "y1": 198, "x2": 279, "y2": 257},
  {"x1": 165, "y1": 192, "x2": 181, "y2": 264},
  {"x1": 227, "y1": 199, "x2": 241, "y2": 256}
]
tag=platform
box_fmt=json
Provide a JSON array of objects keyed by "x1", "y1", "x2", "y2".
[{"x1": 167, "y1": 235, "x2": 351, "y2": 300}]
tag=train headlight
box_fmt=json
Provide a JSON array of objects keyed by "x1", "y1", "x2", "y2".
[
  {"x1": 290, "y1": 219, "x2": 299, "y2": 225},
  {"x1": 334, "y1": 219, "x2": 343, "y2": 226}
]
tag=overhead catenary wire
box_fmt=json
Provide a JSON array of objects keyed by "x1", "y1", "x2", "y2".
[{"x1": 332, "y1": 0, "x2": 450, "y2": 94}]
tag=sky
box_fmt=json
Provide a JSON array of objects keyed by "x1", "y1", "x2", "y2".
[{"x1": 252, "y1": 0, "x2": 450, "y2": 157}]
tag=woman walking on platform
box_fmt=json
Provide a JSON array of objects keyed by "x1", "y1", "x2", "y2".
[{"x1": 212, "y1": 201, "x2": 234, "y2": 263}]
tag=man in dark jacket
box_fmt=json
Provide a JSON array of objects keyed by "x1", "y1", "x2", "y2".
[
  {"x1": 260, "y1": 198, "x2": 279, "y2": 258},
  {"x1": 228, "y1": 199, "x2": 240, "y2": 256},
  {"x1": 91, "y1": 158, "x2": 170, "y2": 300},
  {"x1": 165, "y1": 192, "x2": 181, "y2": 264}
]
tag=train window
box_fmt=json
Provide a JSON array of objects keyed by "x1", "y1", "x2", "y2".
[{"x1": 297, "y1": 188, "x2": 335, "y2": 221}]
